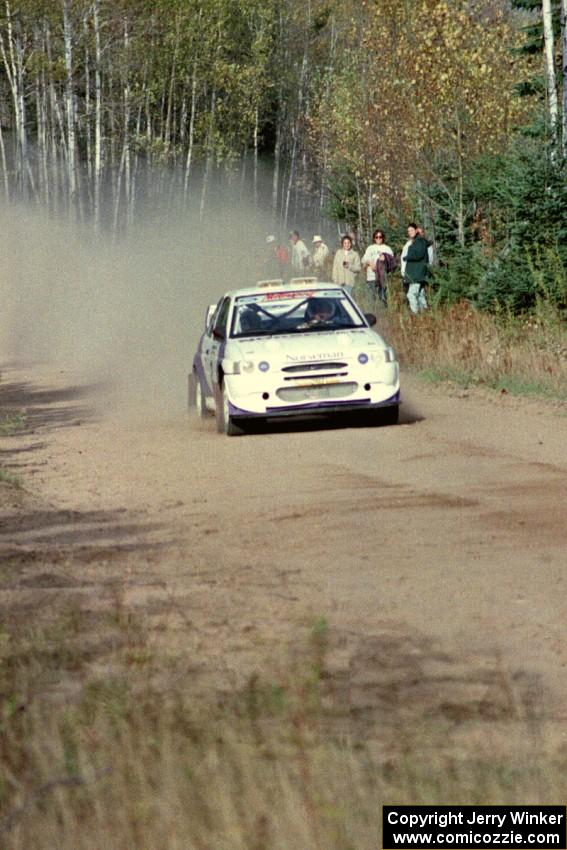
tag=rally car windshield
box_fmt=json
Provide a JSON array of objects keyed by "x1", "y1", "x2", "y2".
[{"x1": 231, "y1": 289, "x2": 366, "y2": 338}]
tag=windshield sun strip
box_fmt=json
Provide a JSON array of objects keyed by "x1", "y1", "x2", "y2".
[{"x1": 230, "y1": 323, "x2": 363, "y2": 339}]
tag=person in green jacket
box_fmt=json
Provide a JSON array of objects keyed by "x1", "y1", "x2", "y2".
[{"x1": 402, "y1": 223, "x2": 429, "y2": 313}]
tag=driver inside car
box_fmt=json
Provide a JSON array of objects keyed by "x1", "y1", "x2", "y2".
[
  {"x1": 239, "y1": 308, "x2": 263, "y2": 333},
  {"x1": 303, "y1": 297, "x2": 335, "y2": 325}
]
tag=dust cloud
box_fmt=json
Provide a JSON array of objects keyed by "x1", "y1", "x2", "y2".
[{"x1": 0, "y1": 188, "x2": 280, "y2": 414}]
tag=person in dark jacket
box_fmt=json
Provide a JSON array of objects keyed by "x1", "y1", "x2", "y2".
[{"x1": 402, "y1": 223, "x2": 429, "y2": 313}]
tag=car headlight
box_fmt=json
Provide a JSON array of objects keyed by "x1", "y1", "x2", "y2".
[
  {"x1": 370, "y1": 348, "x2": 397, "y2": 364},
  {"x1": 233, "y1": 360, "x2": 255, "y2": 374}
]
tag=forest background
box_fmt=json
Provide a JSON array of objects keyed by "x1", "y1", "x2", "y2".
[{"x1": 1, "y1": 0, "x2": 567, "y2": 313}]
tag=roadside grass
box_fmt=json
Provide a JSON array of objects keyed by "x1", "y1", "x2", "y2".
[
  {"x1": 0, "y1": 468, "x2": 22, "y2": 488},
  {"x1": 1, "y1": 600, "x2": 566, "y2": 849},
  {"x1": 361, "y1": 279, "x2": 567, "y2": 402},
  {"x1": 0, "y1": 407, "x2": 27, "y2": 489},
  {"x1": 0, "y1": 412, "x2": 27, "y2": 437},
  {"x1": 416, "y1": 366, "x2": 564, "y2": 399},
  {"x1": 0, "y1": 392, "x2": 27, "y2": 489}
]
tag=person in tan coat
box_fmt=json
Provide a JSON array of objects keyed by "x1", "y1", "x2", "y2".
[{"x1": 332, "y1": 235, "x2": 361, "y2": 298}]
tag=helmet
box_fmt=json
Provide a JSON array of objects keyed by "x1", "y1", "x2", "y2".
[{"x1": 305, "y1": 298, "x2": 335, "y2": 322}]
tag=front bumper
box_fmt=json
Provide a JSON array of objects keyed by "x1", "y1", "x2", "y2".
[
  {"x1": 223, "y1": 360, "x2": 400, "y2": 419},
  {"x1": 228, "y1": 389, "x2": 401, "y2": 420}
]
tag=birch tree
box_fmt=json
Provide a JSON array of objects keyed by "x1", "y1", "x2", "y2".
[
  {"x1": 0, "y1": 1, "x2": 29, "y2": 194},
  {"x1": 62, "y1": 0, "x2": 77, "y2": 210},
  {"x1": 561, "y1": 0, "x2": 567, "y2": 156},
  {"x1": 311, "y1": 0, "x2": 534, "y2": 244},
  {"x1": 542, "y1": 0, "x2": 559, "y2": 148}
]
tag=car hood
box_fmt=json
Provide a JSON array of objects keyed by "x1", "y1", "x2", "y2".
[{"x1": 228, "y1": 328, "x2": 387, "y2": 364}]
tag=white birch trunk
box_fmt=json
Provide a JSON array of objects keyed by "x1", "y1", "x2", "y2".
[
  {"x1": 199, "y1": 88, "x2": 216, "y2": 221},
  {"x1": 318, "y1": 15, "x2": 336, "y2": 222},
  {"x1": 179, "y1": 90, "x2": 187, "y2": 145},
  {"x1": 113, "y1": 17, "x2": 132, "y2": 234},
  {"x1": 253, "y1": 106, "x2": 259, "y2": 210},
  {"x1": 183, "y1": 67, "x2": 197, "y2": 198},
  {"x1": 35, "y1": 24, "x2": 49, "y2": 206},
  {"x1": 561, "y1": 0, "x2": 567, "y2": 158},
  {"x1": 542, "y1": 0, "x2": 559, "y2": 148},
  {"x1": 283, "y1": 50, "x2": 307, "y2": 229},
  {"x1": 164, "y1": 15, "x2": 180, "y2": 150},
  {"x1": 45, "y1": 21, "x2": 65, "y2": 214},
  {"x1": 93, "y1": 0, "x2": 102, "y2": 227},
  {"x1": 0, "y1": 119, "x2": 10, "y2": 198},
  {"x1": 0, "y1": 2, "x2": 26, "y2": 190},
  {"x1": 271, "y1": 105, "x2": 281, "y2": 219},
  {"x1": 123, "y1": 19, "x2": 131, "y2": 211},
  {"x1": 63, "y1": 0, "x2": 77, "y2": 209},
  {"x1": 271, "y1": 8, "x2": 285, "y2": 220},
  {"x1": 35, "y1": 65, "x2": 46, "y2": 203},
  {"x1": 83, "y1": 17, "x2": 92, "y2": 188}
]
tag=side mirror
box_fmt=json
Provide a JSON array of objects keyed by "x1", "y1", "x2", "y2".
[
  {"x1": 212, "y1": 327, "x2": 225, "y2": 341},
  {"x1": 364, "y1": 312, "x2": 377, "y2": 327},
  {"x1": 206, "y1": 304, "x2": 216, "y2": 329}
]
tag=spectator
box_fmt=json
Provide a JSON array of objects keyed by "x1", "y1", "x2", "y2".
[
  {"x1": 417, "y1": 226, "x2": 435, "y2": 267},
  {"x1": 263, "y1": 235, "x2": 281, "y2": 279},
  {"x1": 332, "y1": 234, "x2": 361, "y2": 298},
  {"x1": 361, "y1": 229, "x2": 395, "y2": 306},
  {"x1": 311, "y1": 235, "x2": 330, "y2": 279},
  {"x1": 401, "y1": 223, "x2": 429, "y2": 313},
  {"x1": 263, "y1": 235, "x2": 290, "y2": 281},
  {"x1": 289, "y1": 230, "x2": 311, "y2": 274}
]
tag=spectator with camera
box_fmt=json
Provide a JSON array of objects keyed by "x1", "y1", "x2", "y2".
[{"x1": 331, "y1": 234, "x2": 361, "y2": 298}]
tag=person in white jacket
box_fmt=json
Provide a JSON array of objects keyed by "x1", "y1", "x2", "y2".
[
  {"x1": 311, "y1": 235, "x2": 330, "y2": 279},
  {"x1": 332, "y1": 235, "x2": 361, "y2": 298},
  {"x1": 289, "y1": 230, "x2": 311, "y2": 274},
  {"x1": 361, "y1": 229, "x2": 395, "y2": 305}
]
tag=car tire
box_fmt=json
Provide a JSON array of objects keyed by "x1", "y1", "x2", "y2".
[
  {"x1": 195, "y1": 374, "x2": 208, "y2": 419},
  {"x1": 377, "y1": 405, "x2": 399, "y2": 426},
  {"x1": 187, "y1": 372, "x2": 197, "y2": 408},
  {"x1": 189, "y1": 371, "x2": 209, "y2": 419},
  {"x1": 215, "y1": 383, "x2": 246, "y2": 436}
]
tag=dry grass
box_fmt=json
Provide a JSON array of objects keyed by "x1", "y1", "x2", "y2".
[
  {"x1": 1, "y1": 600, "x2": 565, "y2": 850},
  {"x1": 359, "y1": 281, "x2": 567, "y2": 400},
  {"x1": 2, "y1": 307, "x2": 567, "y2": 848}
]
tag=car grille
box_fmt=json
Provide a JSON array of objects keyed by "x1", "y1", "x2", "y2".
[
  {"x1": 283, "y1": 371, "x2": 347, "y2": 381},
  {"x1": 276, "y1": 382, "x2": 358, "y2": 402},
  {"x1": 281, "y1": 362, "x2": 348, "y2": 373}
]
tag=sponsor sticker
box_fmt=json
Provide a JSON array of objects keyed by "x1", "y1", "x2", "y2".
[
  {"x1": 295, "y1": 377, "x2": 342, "y2": 387},
  {"x1": 286, "y1": 352, "x2": 344, "y2": 361},
  {"x1": 236, "y1": 289, "x2": 344, "y2": 304},
  {"x1": 265, "y1": 290, "x2": 315, "y2": 301}
]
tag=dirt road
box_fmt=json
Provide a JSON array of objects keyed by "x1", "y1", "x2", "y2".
[{"x1": 2, "y1": 363, "x2": 567, "y2": 745}]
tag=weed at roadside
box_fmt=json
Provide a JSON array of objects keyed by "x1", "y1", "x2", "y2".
[
  {"x1": 0, "y1": 412, "x2": 27, "y2": 437},
  {"x1": 0, "y1": 468, "x2": 22, "y2": 488},
  {"x1": 1, "y1": 603, "x2": 566, "y2": 850},
  {"x1": 380, "y1": 292, "x2": 567, "y2": 401}
]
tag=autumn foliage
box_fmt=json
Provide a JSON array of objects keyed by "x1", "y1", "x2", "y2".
[{"x1": 310, "y1": 0, "x2": 536, "y2": 240}]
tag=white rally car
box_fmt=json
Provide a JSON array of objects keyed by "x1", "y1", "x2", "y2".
[{"x1": 188, "y1": 279, "x2": 400, "y2": 436}]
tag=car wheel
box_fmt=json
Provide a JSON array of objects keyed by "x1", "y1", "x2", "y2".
[
  {"x1": 195, "y1": 374, "x2": 208, "y2": 419},
  {"x1": 189, "y1": 371, "x2": 209, "y2": 418},
  {"x1": 187, "y1": 372, "x2": 197, "y2": 408},
  {"x1": 215, "y1": 383, "x2": 246, "y2": 436},
  {"x1": 377, "y1": 405, "x2": 399, "y2": 426}
]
